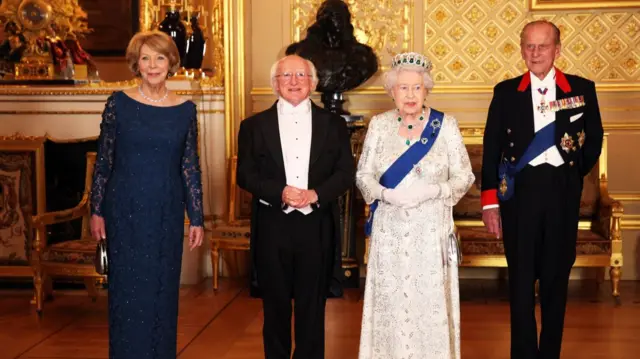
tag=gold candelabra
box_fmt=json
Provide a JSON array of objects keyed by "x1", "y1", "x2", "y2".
[
  {"x1": 142, "y1": 0, "x2": 208, "y2": 35},
  {"x1": 139, "y1": 0, "x2": 223, "y2": 86},
  {"x1": 140, "y1": 0, "x2": 210, "y2": 79}
]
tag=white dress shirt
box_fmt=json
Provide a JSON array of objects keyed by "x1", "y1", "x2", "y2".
[
  {"x1": 277, "y1": 97, "x2": 313, "y2": 215},
  {"x1": 529, "y1": 68, "x2": 564, "y2": 167}
]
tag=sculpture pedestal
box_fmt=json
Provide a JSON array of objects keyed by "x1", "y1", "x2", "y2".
[{"x1": 339, "y1": 114, "x2": 366, "y2": 288}]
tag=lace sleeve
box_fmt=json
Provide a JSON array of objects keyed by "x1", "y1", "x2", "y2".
[
  {"x1": 181, "y1": 104, "x2": 204, "y2": 227},
  {"x1": 355, "y1": 115, "x2": 385, "y2": 204},
  {"x1": 440, "y1": 115, "x2": 475, "y2": 206},
  {"x1": 90, "y1": 94, "x2": 117, "y2": 216}
]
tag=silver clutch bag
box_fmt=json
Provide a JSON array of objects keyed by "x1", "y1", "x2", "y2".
[
  {"x1": 447, "y1": 231, "x2": 462, "y2": 266},
  {"x1": 95, "y1": 239, "x2": 108, "y2": 275},
  {"x1": 444, "y1": 205, "x2": 462, "y2": 266}
]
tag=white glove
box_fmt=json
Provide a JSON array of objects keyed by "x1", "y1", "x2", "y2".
[
  {"x1": 411, "y1": 183, "x2": 443, "y2": 203},
  {"x1": 383, "y1": 184, "x2": 442, "y2": 208},
  {"x1": 382, "y1": 188, "x2": 414, "y2": 207}
]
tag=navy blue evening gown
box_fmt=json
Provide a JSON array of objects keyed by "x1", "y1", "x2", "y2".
[{"x1": 90, "y1": 91, "x2": 203, "y2": 359}]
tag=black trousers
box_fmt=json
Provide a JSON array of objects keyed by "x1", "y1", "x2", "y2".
[
  {"x1": 500, "y1": 163, "x2": 581, "y2": 359},
  {"x1": 256, "y1": 205, "x2": 332, "y2": 359}
]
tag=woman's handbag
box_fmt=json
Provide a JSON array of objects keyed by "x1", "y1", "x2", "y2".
[
  {"x1": 444, "y1": 204, "x2": 462, "y2": 266},
  {"x1": 94, "y1": 239, "x2": 108, "y2": 275},
  {"x1": 447, "y1": 225, "x2": 462, "y2": 266}
]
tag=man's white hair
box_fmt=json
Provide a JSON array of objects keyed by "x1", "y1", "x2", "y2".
[{"x1": 269, "y1": 55, "x2": 319, "y2": 96}]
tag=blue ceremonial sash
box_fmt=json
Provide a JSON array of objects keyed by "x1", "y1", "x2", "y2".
[
  {"x1": 364, "y1": 109, "x2": 445, "y2": 236},
  {"x1": 498, "y1": 121, "x2": 556, "y2": 201}
]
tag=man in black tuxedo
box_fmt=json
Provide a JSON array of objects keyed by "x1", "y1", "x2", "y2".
[
  {"x1": 236, "y1": 54, "x2": 354, "y2": 359},
  {"x1": 481, "y1": 20, "x2": 603, "y2": 359}
]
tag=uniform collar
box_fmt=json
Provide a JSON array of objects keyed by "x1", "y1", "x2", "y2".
[
  {"x1": 530, "y1": 67, "x2": 555, "y2": 90},
  {"x1": 517, "y1": 66, "x2": 571, "y2": 93}
]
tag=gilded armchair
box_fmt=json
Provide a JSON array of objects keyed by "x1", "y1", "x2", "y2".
[
  {"x1": 0, "y1": 135, "x2": 46, "y2": 297},
  {"x1": 209, "y1": 156, "x2": 251, "y2": 291},
  {"x1": 31, "y1": 152, "x2": 104, "y2": 313},
  {"x1": 364, "y1": 132, "x2": 623, "y2": 302},
  {"x1": 453, "y1": 132, "x2": 622, "y2": 301}
]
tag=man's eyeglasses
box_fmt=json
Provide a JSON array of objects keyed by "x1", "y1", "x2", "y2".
[{"x1": 275, "y1": 71, "x2": 311, "y2": 82}]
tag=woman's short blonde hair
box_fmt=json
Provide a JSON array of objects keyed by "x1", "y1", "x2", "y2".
[{"x1": 126, "y1": 31, "x2": 181, "y2": 77}]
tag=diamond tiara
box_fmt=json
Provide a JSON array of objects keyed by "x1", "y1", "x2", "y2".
[{"x1": 391, "y1": 52, "x2": 432, "y2": 70}]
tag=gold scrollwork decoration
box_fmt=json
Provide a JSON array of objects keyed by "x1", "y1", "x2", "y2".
[
  {"x1": 530, "y1": 0, "x2": 640, "y2": 10},
  {"x1": 0, "y1": 110, "x2": 101, "y2": 115},
  {"x1": 291, "y1": 0, "x2": 414, "y2": 70},
  {"x1": 425, "y1": 0, "x2": 640, "y2": 86},
  {"x1": 0, "y1": 132, "x2": 46, "y2": 142},
  {"x1": 203, "y1": 0, "x2": 225, "y2": 87},
  {"x1": 0, "y1": 87, "x2": 224, "y2": 96}
]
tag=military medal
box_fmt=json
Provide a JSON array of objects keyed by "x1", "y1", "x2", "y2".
[
  {"x1": 549, "y1": 95, "x2": 585, "y2": 112},
  {"x1": 560, "y1": 132, "x2": 575, "y2": 153},
  {"x1": 537, "y1": 87, "x2": 549, "y2": 114},
  {"x1": 577, "y1": 130, "x2": 586, "y2": 148},
  {"x1": 499, "y1": 176, "x2": 508, "y2": 195}
]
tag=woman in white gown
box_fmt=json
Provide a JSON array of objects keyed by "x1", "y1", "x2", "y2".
[{"x1": 356, "y1": 52, "x2": 475, "y2": 359}]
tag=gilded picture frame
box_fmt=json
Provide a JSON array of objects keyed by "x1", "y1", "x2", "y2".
[
  {"x1": 530, "y1": 0, "x2": 640, "y2": 10},
  {"x1": 78, "y1": 0, "x2": 140, "y2": 56}
]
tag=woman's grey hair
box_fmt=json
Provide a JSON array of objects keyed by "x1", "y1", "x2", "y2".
[
  {"x1": 269, "y1": 55, "x2": 319, "y2": 96},
  {"x1": 382, "y1": 64, "x2": 435, "y2": 96}
]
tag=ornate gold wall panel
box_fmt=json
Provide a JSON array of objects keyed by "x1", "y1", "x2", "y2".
[
  {"x1": 530, "y1": 0, "x2": 640, "y2": 10},
  {"x1": 424, "y1": 0, "x2": 640, "y2": 87},
  {"x1": 292, "y1": 0, "x2": 414, "y2": 70},
  {"x1": 288, "y1": 1, "x2": 639, "y2": 89}
]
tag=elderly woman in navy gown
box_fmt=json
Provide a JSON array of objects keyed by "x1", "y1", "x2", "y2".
[{"x1": 89, "y1": 30, "x2": 205, "y2": 359}]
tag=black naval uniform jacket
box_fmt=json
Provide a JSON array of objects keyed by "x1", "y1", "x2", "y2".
[{"x1": 480, "y1": 68, "x2": 604, "y2": 208}]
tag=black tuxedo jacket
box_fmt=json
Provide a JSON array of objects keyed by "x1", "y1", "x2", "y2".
[
  {"x1": 480, "y1": 69, "x2": 604, "y2": 208},
  {"x1": 236, "y1": 100, "x2": 355, "y2": 298}
]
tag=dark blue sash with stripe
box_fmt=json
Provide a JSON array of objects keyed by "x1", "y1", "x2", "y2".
[
  {"x1": 498, "y1": 121, "x2": 556, "y2": 201},
  {"x1": 364, "y1": 109, "x2": 445, "y2": 236}
]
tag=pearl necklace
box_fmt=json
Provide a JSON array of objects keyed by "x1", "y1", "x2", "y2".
[
  {"x1": 138, "y1": 86, "x2": 168, "y2": 103},
  {"x1": 397, "y1": 111, "x2": 425, "y2": 145}
]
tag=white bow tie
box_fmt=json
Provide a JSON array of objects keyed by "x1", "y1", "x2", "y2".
[{"x1": 281, "y1": 105, "x2": 309, "y2": 115}]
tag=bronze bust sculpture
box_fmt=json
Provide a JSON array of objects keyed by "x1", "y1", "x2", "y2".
[{"x1": 286, "y1": 0, "x2": 378, "y2": 114}]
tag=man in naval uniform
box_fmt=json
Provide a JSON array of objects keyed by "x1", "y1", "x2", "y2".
[{"x1": 481, "y1": 20, "x2": 604, "y2": 359}]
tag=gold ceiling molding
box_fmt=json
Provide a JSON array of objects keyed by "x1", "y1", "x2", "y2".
[
  {"x1": 43, "y1": 135, "x2": 99, "y2": 143},
  {"x1": 424, "y1": 0, "x2": 640, "y2": 86},
  {"x1": 530, "y1": 0, "x2": 640, "y2": 10},
  {"x1": 291, "y1": 0, "x2": 414, "y2": 71},
  {"x1": 0, "y1": 109, "x2": 221, "y2": 115},
  {"x1": 0, "y1": 87, "x2": 224, "y2": 96},
  {"x1": 0, "y1": 132, "x2": 46, "y2": 142},
  {"x1": 612, "y1": 193, "x2": 640, "y2": 201},
  {"x1": 251, "y1": 82, "x2": 640, "y2": 96},
  {"x1": 621, "y1": 214, "x2": 640, "y2": 230},
  {"x1": 602, "y1": 123, "x2": 640, "y2": 132},
  {"x1": 456, "y1": 125, "x2": 640, "y2": 135},
  {"x1": 0, "y1": 110, "x2": 102, "y2": 115}
]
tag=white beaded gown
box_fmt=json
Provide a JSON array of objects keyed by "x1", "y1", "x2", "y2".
[{"x1": 356, "y1": 109, "x2": 474, "y2": 359}]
